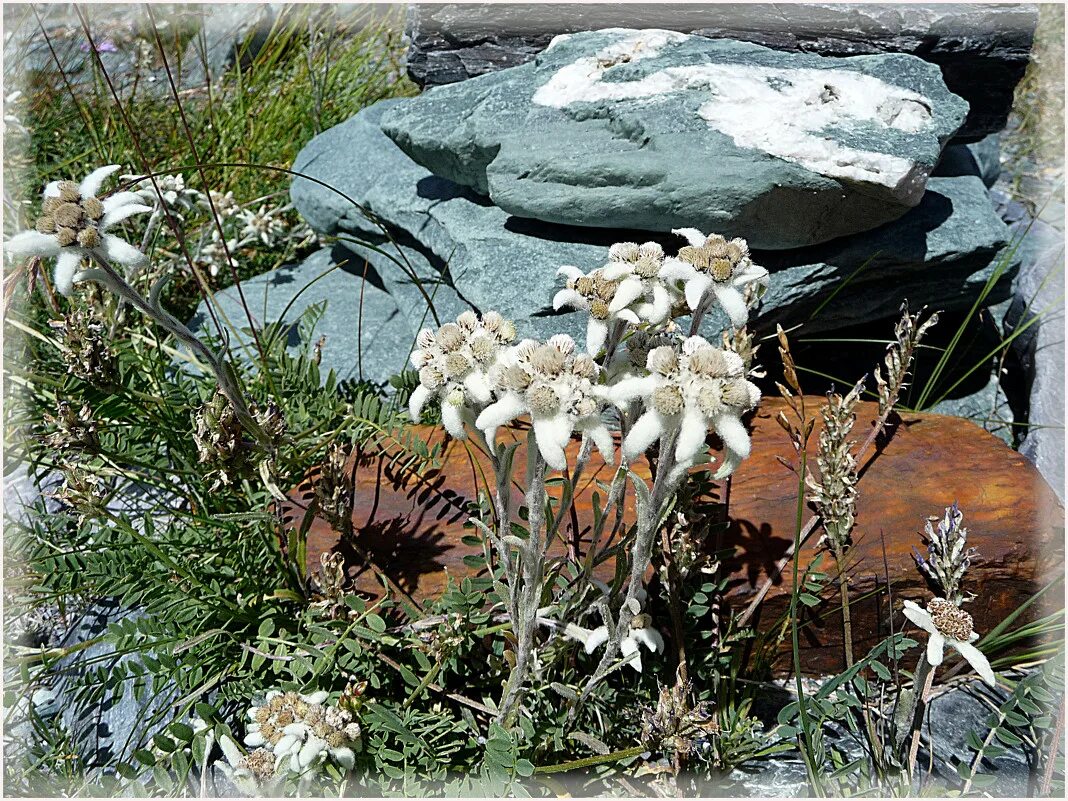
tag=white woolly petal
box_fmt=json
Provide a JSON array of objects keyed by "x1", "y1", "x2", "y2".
[
  {"x1": 463, "y1": 372, "x2": 492, "y2": 404},
  {"x1": 5, "y1": 230, "x2": 60, "y2": 257},
  {"x1": 659, "y1": 258, "x2": 698, "y2": 282},
  {"x1": 282, "y1": 722, "x2": 308, "y2": 737},
  {"x1": 620, "y1": 635, "x2": 642, "y2": 673},
  {"x1": 243, "y1": 731, "x2": 266, "y2": 748},
  {"x1": 53, "y1": 250, "x2": 82, "y2": 297},
  {"x1": 533, "y1": 416, "x2": 571, "y2": 470},
  {"x1": 101, "y1": 191, "x2": 146, "y2": 213},
  {"x1": 711, "y1": 282, "x2": 749, "y2": 329},
  {"x1": 684, "y1": 274, "x2": 713, "y2": 310},
  {"x1": 608, "y1": 277, "x2": 643, "y2": 312},
  {"x1": 584, "y1": 626, "x2": 609, "y2": 654},
  {"x1": 265, "y1": 689, "x2": 283, "y2": 701},
  {"x1": 100, "y1": 202, "x2": 152, "y2": 229},
  {"x1": 734, "y1": 261, "x2": 769, "y2": 289},
  {"x1": 274, "y1": 734, "x2": 300, "y2": 756},
  {"x1": 585, "y1": 318, "x2": 608, "y2": 355},
  {"x1": 332, "y1": 746, "x2": 356, "y2": 770},
  {"x1": 672, "y1": 227, "x2": 707, "y2": 248},
  {"x1": 642, "y1": 282, "x2": 673, "y2": 324},
  {"x1": 475, "y1": 394, "x2": 526, "y2": 446},
  {"x1": 78, "y1": 165, "x2": 120, "y2": 197},
  {"x1": 219, "y1": 734, "x2": 244, "y2": 769},
  {"x1": 607, "y1": 375, "x2": 658, "y2": 405},
  {"x1": 714, "y1": 413, "x2": 751, "y2": 460},
  {"x1": 583, "y1": 422, "x2": 616, "y2": 465},
  {"x1": 297, "y1": 736, "x2": 325, "y2": 770},
  {"x1": 600, "y1": 261, "x2": 633, "y2": 281},
  {"x1": 553, "y1": 288, "x2": 587, "y2": 311},
  {"x1": 902, "y1": 601, "x2": 938, "y2": 635},
  {"x1": 675, "y1": 407, "x2": 708, "y2": 465},
  {"x1": 441, "y1": 401, "x2": 467, "y2": 439},
  {"x1": 303, "y1": 690, "x2": 329, "y2": 705},
  {"x1": 616, "y1": 308, "x2": 641, "y2": 324},
  {"x1": 623, "y1": 410, "x2": 665, "y2": 461},
  {"x1": 409, "y1": 384, "x2": 431, "y2": 421},
  {"x1": 633, "y1": 626, "x2": 665, "y2": 654},
  {"x1": 99, "y1": 233, "x2": 145, "y2": 266},
  {"x1": 43, "y1": 180, "x2": 62, "y2": 198},
  {"x1": 557, "y1": 264, "x2": 585, "y2": 280},
  {"x1": 953, "y1": 640, "x2": 996, "y2": 688},
  {"x1": 927, "y1": 631, "x2": 946, "y2": 666}
]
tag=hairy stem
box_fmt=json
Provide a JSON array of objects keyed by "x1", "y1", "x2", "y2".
[{"x1": 496, "y1": 451, "x2": 548, "y2": 725}]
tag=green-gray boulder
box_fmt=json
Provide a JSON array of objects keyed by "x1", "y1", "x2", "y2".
[{"x1": 380, "y1": 29, "x2": 969, "y2": 249}]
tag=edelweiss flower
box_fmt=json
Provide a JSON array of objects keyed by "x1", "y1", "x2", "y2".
[
  {"x1": 245, "y1": 689, "x2": 360, "y2": 776},
  {"x1": 238, "y1": 203, "x2": 290, "y2": 247},
  {"x1": 608, "y1": 336, "x2": 760, "y2": 478},
  {"x1": 902, "y1": 598, "x2": 995, "y2": 687},
  {"x1": 566, "y1": 589, "x2": 664, "y2": 673},
  {"x1": 217, "y1": 732, "x2": 281, "y2": 795},
  {"x1": 409, "y1": 311, "x2": 517, "y2": 438},
  {"x1": 5, "y1": 165, "x2": 150, "y2": 295},
  {"x1": 125, "y1": 172, "x2": 203, "y2": 214},
  {"x1": 554, "y1": 242, "x2": 678, "y2": 354},
  {"x1": 660, "y1": 229, "x2": 768, "y2": 328},
  {"x1": 477, "y1": 334, "x2": 615, "y2": 470}
]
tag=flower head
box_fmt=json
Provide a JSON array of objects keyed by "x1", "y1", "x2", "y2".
[
  {"x1": 5, "y1": 165, "x2": 151, "y2": 295},
  {"x1": 244, "y1": 689, "x2": 360, "y2": 777},
  {"x1": 565, "y1": 588, "x2": 664, "y2": 673},
  {"x1": 409, "y1": 310, "x2": 517, "y2": 439},
  {"x1": 902, "y1": 598, "x2": 995, "y2": 687},
  {"x1": 608, "y1": 336, "x2": 760, "y2": 478},
  {"x1": 554, "y1": 241, "x2": 680, "y2": 354},
  {"x1": 660, "y1": 229, "x2": 767, "y2": 328},
  {"x1": 477, "y1": 333, "x2": 615, "y2": 470}
]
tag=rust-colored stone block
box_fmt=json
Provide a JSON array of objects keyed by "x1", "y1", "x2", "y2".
[{"x1": 280, "y1": 399, "x2": 1063, "y2": 673}]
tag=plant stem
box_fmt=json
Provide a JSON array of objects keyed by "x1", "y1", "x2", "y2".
[
  {"x1": 905, "y1": 653, "x2": 936, "y2": 781},
  {"x1": 790, "y1": 452, "x2": 824, "y2": 797},
  {"x1": 496, "y1": 451, "x2": 548, "y2": 725},
  {"x1": 834, "y1": 548, "x2": 855, "y2": 668}
]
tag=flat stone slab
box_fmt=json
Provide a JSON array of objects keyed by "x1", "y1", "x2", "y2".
[
  {"x1": 290, "y1": 100, "x2": 1017, "y2": 381},
  {"x1": 280, "y1": 399, "x2": 1063, "y2": 674},
  {"x1": 403, "y1": 3, "x2": 1036, "y2": 143},
  {"x1": 188, "y1": 245, "x2": 451, "y2": 388},
  {"x1": 381, "y1": 29, "x2": 969, "y2": 248}
]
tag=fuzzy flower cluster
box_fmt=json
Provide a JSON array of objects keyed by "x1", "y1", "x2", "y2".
[
  {"x1": 409, "y1": 310, "x2": 518, "y2": 439},
  {"x1": 480, "y1": 333, "x2": 615, "y2": 470},
  {"x1": 412, "y1": 230, "x2": 766, "y2": 479},
  {"x1": 608, "y1": 336, "x2": 761, "y2": 478},
  {"x1": 553, "y1": 230, "x2": 767, "y2": 355},
  {"x1": 5, "y1": 165, "x2": 150, "y2": 295},
  {"x1": 244, "y1": 690, "x2": 360, "y2": 777}
]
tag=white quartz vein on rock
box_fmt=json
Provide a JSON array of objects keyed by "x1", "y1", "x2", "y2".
[{"x1": 532, "y1": 29, "x2": 936, "y2": 203}]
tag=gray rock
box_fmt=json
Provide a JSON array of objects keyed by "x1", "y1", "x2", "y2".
[
  {"x1": 47, "y1": 599, "x2": 181, "y2": 772},
  {"x1": 403, "y1": 3, "x2": 1036, "y2": 143},
  {"x1": 382, "y1": 30, "x2": 969, "y2": 250},
  {"x1": 999, "y1": 193, "x2": 1065, "y2": 502},
  {"x1": 189, "y1": 245, "x2": 458, "y2": 387},
  {"x1": 291, "y1": 100, "x2": 1018, "y2": 359},
  {"x1": 934, "y1": 134, "x2": 1002, "y2": 188}
]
